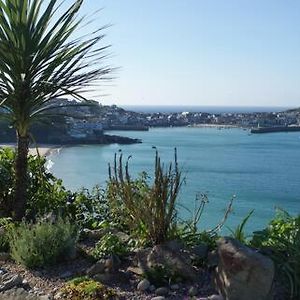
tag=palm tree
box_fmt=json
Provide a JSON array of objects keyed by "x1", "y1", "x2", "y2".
[{"x1": 0, "y1": 0, "x2": 111, "y2": 220}]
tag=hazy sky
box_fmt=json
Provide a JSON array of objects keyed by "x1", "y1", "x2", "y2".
[{"x1": 74, "y1": 0, "x2": 300, "y2": 107}]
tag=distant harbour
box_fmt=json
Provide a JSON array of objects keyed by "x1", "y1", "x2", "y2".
[{"x1": 121, "y1": 105, "x2": 292, "y2": 114}]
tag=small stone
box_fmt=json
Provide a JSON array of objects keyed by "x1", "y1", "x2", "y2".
[
  {"x1": 149, "y1": 285, "x2": 156, "y2": 292},
  {"x1": 54, "y1": 292, "x2": 63, "y2": 300},
  {"x1": 137, "y1": 279, "x2": 150, "y2": 291},
  {"x1": 93, "y1": 273, "x2": 112, "y2": 284},
  {"x1": 0, "y1": 274, "x2": 22, "y2": 292},
  {"x1": 151, "y1": 297, "x2": 165, "y2": 300},
  {"x1": 40, "y1": 295, "x2": 51, "y2": 300},
  {"x1": 208, "y1": 295, "x2": 224, "y2": 300},
  {"x1": 86, "y1": 260, "x2": 106, "y2": 276},
  {"x1": 0, "y1": 253, "x2": 10, "y2": 261},
  {"x1": 155, "y1": 287, "x2": 169, "y2": 296},
  {"x1": 188, "y1": 286, "x2": 198, "y2": 296},
  {"x1": 59, "y1": 271, "x2": 73, "y2": 279},
  {"x1": 105, "y1": 254, "x2": 121, "y2": 272},
  {"x1": 170, "y1": 284, "x2": 180, "y2": 290}
]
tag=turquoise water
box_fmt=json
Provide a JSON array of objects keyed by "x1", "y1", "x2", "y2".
[{"x1": 49, "y1": 127, "x2": 300, "y2": 233}]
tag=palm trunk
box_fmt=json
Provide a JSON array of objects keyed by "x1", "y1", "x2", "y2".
[{"x1": 14, "y1": 133, "x2": 29, "y2": 221}]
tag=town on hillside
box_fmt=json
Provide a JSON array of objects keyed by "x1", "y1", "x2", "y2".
[{"x1": 1, "y1": 98, "x2": 300, "y2": 144}]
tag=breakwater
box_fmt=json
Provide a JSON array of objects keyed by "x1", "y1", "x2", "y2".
[{"x1": 251, "y1": 126, "x2": 300, "y2": 134}]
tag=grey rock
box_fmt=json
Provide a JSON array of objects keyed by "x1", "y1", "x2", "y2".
[
  {"x1": 53, "y1": 292, "x2": 63, "y2": 300},
  {"x1": 214, "y1": 237, "x2": 274, "y2": 300},
  {"x1": 151, "y1": 297, "x2": 165, "y2": 300},
  {"x1": 86, "y1": 260, "x2": 106, "y2": 276},
  {"x1": 137, "y1": 279, "x2": 150, "y2": 291},
  {"x1": 137, "y1": 245, "x2": 198, "y2": 282},
  {"x1": 93, "y1": 273, "x2": 112, "y2": 284},
  {"x1": 39, "y1": 296, "x2": 51, "y2": 300},
  {"x1": 155, "y1": 287, "x2": 169, "y2": 296},
  {"x1": 170, "y1": 284, "x2": 180, "y2": 290},
  {"x1": 0, "y1": 274, "x2": 22, "y2": 292},
  {"x1": 207, "y1": 250, "x2": 218, "y2": 268},
  {"x1": 59, "y1": 271, "x2": 73, "y2": 279},
  {"x1": 0, "y1": 287, "x2": 40, "y2": 300},
  {"x1": 0, "y1": 253, "x2": 9, "y2": 261},
  {"x1": 208, "y1": 295, "x2": 224, "y2": 300},
  {"x1": 190, "y1": 244, "x2": 209, "y2": 260},
  {"x1": 188, "y1": 286, "x2": 198, "y2": 296},
  {"x1": 105, "y1": 254, "x2": 121, "y2": 272},
  {"x1": 149, "y1": 285, "x2": 156, "y2": 292}
]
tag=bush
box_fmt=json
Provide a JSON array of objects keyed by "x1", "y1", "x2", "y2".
[
  {"x1": 251, "y1": 210, "x2": 300, "y2": 299},
  {"x1": 61, "y1": 277, "x2": 118, "y2": 300},
  {"x1": 107, "y1": 149, "x2": 183, "y2": 245},
  {"x1": 8, "y1": 217, "x2": 78, "y2": 268},
  {"x1": 68, "y1": 186, "x2": 109, "y2": 229},
  {"x1": 0, "y1": 218, "x2": 13, "y2": 252},
  {"x1": 92, "y1": 232, "x2": 129, "y2": 260},
  {"x1": 0, "y1": 147, "x2": 71, "y2": 219}
]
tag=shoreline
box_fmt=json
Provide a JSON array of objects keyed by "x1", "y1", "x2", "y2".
[{"x1": 0, "y1": 144, "x2": 63, "y2": 157}]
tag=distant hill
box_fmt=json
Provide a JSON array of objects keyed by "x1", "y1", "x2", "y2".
[{"x1": 286, "y1": 107, "x2": 300, "y2": 113}]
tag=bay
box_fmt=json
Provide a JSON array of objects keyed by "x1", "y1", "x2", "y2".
[{"x1": 48, "y1": 127, "x2": 300, "y2": 233}]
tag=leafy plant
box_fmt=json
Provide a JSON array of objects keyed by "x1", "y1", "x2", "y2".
[
  {"x1": 107, "y1": 149, "x2": 183, "y2": 245},
  {"x1": 0, "y1": 217, "x2": 13, "y2": 252},
  {"x1": 144, "y1": 264, "x2": 183, "y2": 286},
  {"x1": 8, "y1": 217, "x2": 78, "y2": 268},
  {"x1": 251, "y1": 210, "x2": 300, "y2": 299},
  {"x1": 69, "y1": 186, "x2": 109, "y2": 229},
  {"x1": 0, "y1": 147, "x2": 70, "y2": 219},
  {"x1": 228, "y1": 209, "x2": 254, "y2": 243},
  {"x1": 61, "y1": 277, "x2": 118, "y2": 300},
  {"x1": 92, "y1": 233, "x2": 128, "y2": 260}
]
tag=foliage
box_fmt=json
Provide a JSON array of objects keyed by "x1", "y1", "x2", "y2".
[
  {"x1": 251, "y1": 210, "x2": 300, "y2": 299},
  {"x1": 0, "y1": 147, "x2": 70, "y2": 219},
  {"x1": 92, "y1": 232, "x2": 129, "y2": 260},
  {"x1": 0, "y1": 217, "x2": 13, "y2": 252},
  {"x1": 175, "y1": 193, "x2": 234, "y2": 250},
  {"x1": 144, "y1": 265, "x2": 183, "y2": 286},
  {"x1": 228, "y1": 209, "x2": 254, "y2": 244},
  {"x1": 69, "y1": 186, "x2": 109, "y2": 229},
  {"x1": 61, "y1": 277, "x2": 118, "y2": 300},
  {"x1": 0, "y1": 0, "x2": 112, "y2": 220},
  {"x1": 107, "y1": 149, "x2": 183, "y2": 245},
  {"x1": 8, "y1": 217, "x2": 78, "y2": 268}
]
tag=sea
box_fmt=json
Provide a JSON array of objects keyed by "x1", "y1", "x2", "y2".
[{"x1": 48, "y1": 106, "x2": 300, "y2": 234}]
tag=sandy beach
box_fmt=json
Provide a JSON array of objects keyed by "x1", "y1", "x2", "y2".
[{"x1": 0, "y1": 144, "x2": 62, "y2": 156}]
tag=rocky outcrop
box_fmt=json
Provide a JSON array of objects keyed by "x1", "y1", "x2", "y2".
[
  {"x1": 137, "y1": 244, "x2": 198, "y2": 282},
  {"x1": 213, "y1": 237, "x2": 274, "y2": 300}
]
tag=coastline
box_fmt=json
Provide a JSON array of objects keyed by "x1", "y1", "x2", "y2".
[
  {"x1": 0, "y1": 144, "x2": 62, "y2": 157},
  {"x1": 188, "y1": 123, "x2": 240, "y2": 129}
]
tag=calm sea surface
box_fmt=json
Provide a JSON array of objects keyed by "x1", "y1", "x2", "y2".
[{"x1": 48, "y1": 127, "x2": 300, "y2": 233}]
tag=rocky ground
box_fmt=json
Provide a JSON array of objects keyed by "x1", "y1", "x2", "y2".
[{"x1": 0, "y1": 233, "x2": 287, "y2": 300}]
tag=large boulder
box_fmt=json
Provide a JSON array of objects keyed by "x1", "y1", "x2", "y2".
[
  {"x1": 214, "y1": 237, "x2": 274, "y2": 300},
  {"x1": 137, "y1": 244, "x2": 198, "y2": 282}
]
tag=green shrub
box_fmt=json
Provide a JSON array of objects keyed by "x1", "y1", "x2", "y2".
[
  {"x1": 251, "y1": 210, "x2": 300, "y2": 299},
  {"x1": 0, "y1": 147, "x2": 71, "y2": 219},
  {"x1": 107, "y1": 149, "x2": 183, "y2": 245},
  {"x1": 69, "y1": 186, "x2": 109, "y2": 229},
  {"x1": 8, "y1": 217, "x2": 78, "y2": 268},
  {"x1": 61, "y1": 277, "x2": 118, "y2": 300},
  {"x1": 92, "y1": 232, "x2": 128, "y2": 260},
  {"x1": 228, "y1": 209, "x2": 254, "y2": 244},
  {"x1": 0, "y1": 218, "x2": 13, "y2": 252}
]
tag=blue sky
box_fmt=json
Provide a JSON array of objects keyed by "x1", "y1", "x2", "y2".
[{"x1": 72, "y1": 0, "x2": 300, "y2": 107}]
